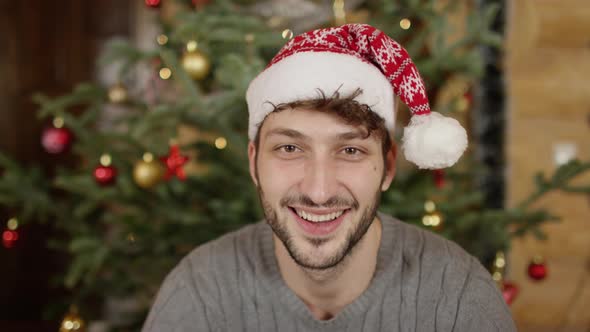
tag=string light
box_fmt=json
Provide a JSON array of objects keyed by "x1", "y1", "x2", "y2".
[
  {"x1": 400, "y1": 18, "x2": 411, "y2": 30},
  {"x1": 7, "y1": 218, "x2": 18, "y2": 230},
  {"x1": 156, "y1": 34, "x2": 168, "y2": 45},
  {"x1": 99, "y1": 154, "x2": 112, "y2": 167},
  {"x1": 422, "y1": 213, "x2": 441, "y2": 227},
  {"x1": 215, "y1": 137, "x2": 227, "y2": 149},
  {"x1": 282, "y1": 29, "x2": 294, "y2": 40},
  {"x1": 159, "y1": 67, "x2": 172, "y2": 80},
  {"x1": 143, "y1": 153, "x2": 154, "y2": 163},
  {"x1": 424, "y1": 200, "x2": 436, "y2": 213},
  {"x1": 492, "y1": 251, "x2": 506, "y2": 283},
  {"x1": 53, "y1": 117, "x2": 65, "y2": 128},
  {"x1": 186, "y1": 40, "x2": 198, "y2": 52}
]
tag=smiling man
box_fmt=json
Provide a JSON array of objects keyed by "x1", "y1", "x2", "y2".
[{"x1": 142, "y1": 24, "x2": 516, "y2": 331}]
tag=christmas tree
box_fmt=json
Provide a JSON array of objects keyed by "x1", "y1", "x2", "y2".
[{"x1": 0, "y1": 0, "x2": 588, "y2": 330}]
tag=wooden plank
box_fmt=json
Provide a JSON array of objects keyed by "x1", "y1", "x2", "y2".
[
  {"x1": 533, "y1": 0, "x2": 590, "y2": 48},
  {"x1": 507, "y1": 48, "x2": 590, "y2": 118}
]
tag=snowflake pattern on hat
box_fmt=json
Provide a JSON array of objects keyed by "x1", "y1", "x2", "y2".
[{"x1": 270, "y1": 24, "x2": 429, "y2": 116}]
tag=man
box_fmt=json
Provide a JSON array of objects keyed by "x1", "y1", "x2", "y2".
[{"x1": 142, "y1": 24, "x2": 516, "y2": 331}]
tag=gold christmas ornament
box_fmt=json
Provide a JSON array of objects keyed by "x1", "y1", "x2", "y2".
[
  {"x1": 108, "y1": 82, "x2": 128, "y2": 104},
  {"x1": 181, "y1": 49, "x2": 211, "y2": 80},
  {"x1": 59, "y1": 306, "x2": 86, "y2": 332},
  {"x1": 133, "y1": 153, "x2": 164, "y2": 189}
]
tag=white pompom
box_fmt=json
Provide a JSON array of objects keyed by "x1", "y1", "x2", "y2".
[{"x1": 401, "y1": 112, "x2": 468, "y2": 169}]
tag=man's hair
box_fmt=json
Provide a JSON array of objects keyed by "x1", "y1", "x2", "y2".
[{"x1": 253, "y1": 88, "x2": 393, "y2": 159}]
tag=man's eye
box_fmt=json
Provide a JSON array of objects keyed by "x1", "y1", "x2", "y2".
[
  {"x1": 343, "y1": 147, "x2": 360, "y2": 155},
  {"x1": 279, "y1": 145, "x2": 299, "y2": 153}
]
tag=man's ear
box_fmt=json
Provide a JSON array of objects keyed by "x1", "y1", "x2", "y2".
[
  {"x1": 381, "y1": 142, "x2": 397, "y2": 192},
  {"x1": 248, "y1": 141, "x2": 259, "y2": 187}
]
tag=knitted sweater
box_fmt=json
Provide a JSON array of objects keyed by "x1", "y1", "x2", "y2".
[{"x1": 142, "y1": 212, "x2": 517, "y2": 331}]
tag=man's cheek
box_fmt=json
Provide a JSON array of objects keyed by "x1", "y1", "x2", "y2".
[{"x1": 262, "y1": 161, "x2": 302, "y2": 186}]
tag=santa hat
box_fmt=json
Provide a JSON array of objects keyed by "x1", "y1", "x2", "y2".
[{"x1": 246, "y1": 23, "x2": 467, "y2": 169}]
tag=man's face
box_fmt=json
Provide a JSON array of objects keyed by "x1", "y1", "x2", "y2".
[{"x1": 248, "y1": 109, "x2": 396, "y2": 270}]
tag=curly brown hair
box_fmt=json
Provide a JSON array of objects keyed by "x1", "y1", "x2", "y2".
[{"x1": 253, "y1": 88, "x2": 393, "y2": 159}]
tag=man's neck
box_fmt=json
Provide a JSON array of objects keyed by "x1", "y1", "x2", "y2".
[{"x1": 274, "y1": 217, "x2": 382, "y2": 320}]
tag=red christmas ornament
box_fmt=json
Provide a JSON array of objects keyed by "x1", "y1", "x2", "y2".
[
  {"x1": 501, "y1": 281, "x2": 519, "y2": 306},
  {"x1": 144, "y1": 0, "x2": 161, "y2": 8},
  {"x1": 527, "y1": 256, "x2": 548, "y2": 281},
  {"x1": 94, "y1": 165, "x2": 117, "y2": 186},
  {"x1": 2, "y1": 230, "x2": 18, "y2": 249},
  {"x1": 160, "y1": 144, "x2": 189, "y2": 181},
  {"x1": 41, "y1": 124, "x2": 73, "y2": 154},
  {"x1": 94, "y1": 154, "x2": 117, "y2": 186},
  {"x1": 433, "y1": 169, "x2": 445, "y2": 188}
]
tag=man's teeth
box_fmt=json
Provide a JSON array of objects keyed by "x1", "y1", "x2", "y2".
[{"x1": 295, "y1": 209, "x2": 345, "y2": 223}]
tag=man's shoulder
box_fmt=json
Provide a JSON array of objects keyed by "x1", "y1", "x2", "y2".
[
  {"x1": 180, "y1": 221, "x2": 267, "y2": 274},
  {"x1": 380, "y1": 213, "x2": 479, "y2": 276},
  {"x1": 379, "y1": 213, "x2": 515, "y2": 330},
  {"x1": 143, "y1": 222, "x2": 267, "y2": 330},
  {"x1": 156, "y1": 221, "x2": 266, "y2": 306}
]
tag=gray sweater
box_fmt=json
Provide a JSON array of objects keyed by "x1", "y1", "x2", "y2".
[{"x1": 142, "y1": 213, "x2": 517, "y2": 331}]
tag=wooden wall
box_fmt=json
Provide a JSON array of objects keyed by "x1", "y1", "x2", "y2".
[
  {"x1": 0, "y1": 1, "x2": 132, "y2": 330},
  {"x1": 506, "y1": 0, "x2": 590, "y2": 330}
]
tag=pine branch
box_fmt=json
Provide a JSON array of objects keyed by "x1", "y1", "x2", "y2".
[{"x1": 518, "y1": 159, "x2": 590, "y2": 209}]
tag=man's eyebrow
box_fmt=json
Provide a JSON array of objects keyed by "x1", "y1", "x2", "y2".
[
  {"x1": 264, "y1": 128, "x2": 308, "y2": 140},
  {"x1": 336, "y1": 130, "x2": 368, "y2": 141}
]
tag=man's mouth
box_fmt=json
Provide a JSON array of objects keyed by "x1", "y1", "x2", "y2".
[
  {"x1": 291, "y1": 208, "x2": 347, "y2": 223},
  {"x1": 287, "y1": 206, "x2": 351, "y2": 237}
]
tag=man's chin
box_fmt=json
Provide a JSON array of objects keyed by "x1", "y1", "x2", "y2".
[
  {"x1": 276, "y1": 228, "x2": 348, "y2": 270},
  {"x1": 293, "y1": 248, "x2": 348, "y2": 271}
]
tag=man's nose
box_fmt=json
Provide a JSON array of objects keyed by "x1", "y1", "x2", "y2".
[{"x1": 299, "y1": 155, "x2": 338, "y2": 206}]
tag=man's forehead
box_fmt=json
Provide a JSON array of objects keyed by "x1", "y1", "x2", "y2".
[
  {"x1": 260, "y1": 109, "x2": 371, "y2": 142},
  {"x1": 264, "y1": 127, "x2": 368, "y2": 141}
]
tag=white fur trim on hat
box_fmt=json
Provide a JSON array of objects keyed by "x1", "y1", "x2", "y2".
[
  {"x1": 246, "y1": 52, "x2": 395, "y2": 140},
  {"x1": 402, "y1": 112, "x2": 468, "y2": 169}
]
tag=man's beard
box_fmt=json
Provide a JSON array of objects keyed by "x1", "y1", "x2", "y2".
[{"x1": 257, "y1": 187, "x2": 381, "y2": 271}]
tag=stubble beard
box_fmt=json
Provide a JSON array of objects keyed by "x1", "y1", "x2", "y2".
[{"x1": 257, "y1": 185, "x2": 382, "y2": 271}]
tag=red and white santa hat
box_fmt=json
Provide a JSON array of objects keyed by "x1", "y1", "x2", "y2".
[{"x1": 246, "y1": 23, "x2": 467, "y2": 169}]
